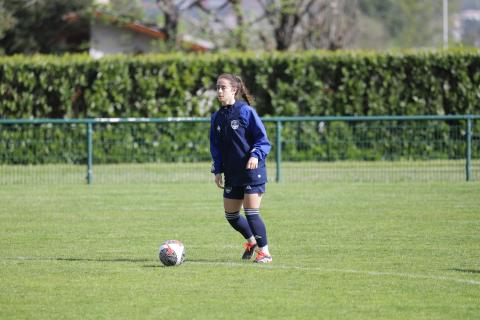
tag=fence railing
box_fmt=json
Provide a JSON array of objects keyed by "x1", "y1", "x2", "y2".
[{"x1": 0, "y1": 115, "x2": 479, "y2": 184}]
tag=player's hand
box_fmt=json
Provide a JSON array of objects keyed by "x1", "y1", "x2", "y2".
[
  {"x1": 246, "y1": 157, "x2": 258, "y2": 170},
  {"x1": 215, "y1": 174, "x2": 224, "y2": 189}
]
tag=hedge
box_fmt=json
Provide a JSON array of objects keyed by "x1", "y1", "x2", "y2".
[{"x1": 1, "y1": 50, "x2": 480, "y2": 118}]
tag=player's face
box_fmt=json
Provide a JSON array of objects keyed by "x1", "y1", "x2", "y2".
[{"x1": 216, "y1": 78, "x2": 236, "y2": 106}]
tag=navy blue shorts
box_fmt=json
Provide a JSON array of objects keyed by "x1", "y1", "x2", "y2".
[{"x1": 223, "y1": 184, "x2": 266, "y2": 200}]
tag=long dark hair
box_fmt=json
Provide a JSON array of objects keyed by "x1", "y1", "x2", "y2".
[{"x1": 217, "y1": 73, "x2": 254, "y2": 106}]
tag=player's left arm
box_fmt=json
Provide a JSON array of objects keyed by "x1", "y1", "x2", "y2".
[{"x1": 246, "y1": 108, "x2": 271, "y2": 168}]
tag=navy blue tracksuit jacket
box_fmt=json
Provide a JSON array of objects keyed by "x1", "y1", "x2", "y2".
[{"x1": 209, "y1": 100, "x2": 271, "y2": 187}]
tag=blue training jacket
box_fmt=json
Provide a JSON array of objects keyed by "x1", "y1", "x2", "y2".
[{"x1": 210, "y1": 100, "x2": 271, "y2": 187}]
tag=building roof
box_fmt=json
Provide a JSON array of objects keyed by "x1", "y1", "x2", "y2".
[{"x1": 63, "y1": 10, "x2": 213, "y2": 53}]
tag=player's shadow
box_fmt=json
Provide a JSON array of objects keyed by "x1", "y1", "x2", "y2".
[
  {"x1": 55, "y1": 257, "x2": 170, "y2": 268},
  {"x1": 143, "y1": 264, "x2": 168, "y2": 268},
  {"x1": 448, "y1": 268, "x2": 480, "y2": 274},
  {"x1": 142, "y1": 258, "x2": 235, "y2": 268},
  {"x1": 55, "y1": 257, "x2": 151, "y2": 263},
  {"x1": 57, "y1": 257, "x2": 172, "y2": 268},
  {"x1": 11, "y1": 256, "x2": 240, "y2": 268}
]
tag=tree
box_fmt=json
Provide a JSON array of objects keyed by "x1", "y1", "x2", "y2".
[
  {"x1": 230, "y1": 0, "x2": 249, "y2": 50},
  {"x1": 256, "y1": 0, "x2": 359, "y2": 51},
  {"x1": 182, "y1": 0, "x2": 359, "y2": 51},
  {"x1": 151, "y1": 1, "x2": 215, "y2": 51},
  {"x1": 187, "y1": 0, "x2": 249, "y2": 50},
  {"x1": 0, "y1": 0, "x2": 93, "y2": 55},
  {"x1": 0, "y1": 2, "x2": 16, "y2": 41},
  {"x1": 98, "y1": 0, "x2": 145, "y2": 19},
  {"x1": 357, "y1": 0, "x2": 462, "y2": 49},
  {"x1": 155, "y1": 0, "x2": 181, "y2": 49}
]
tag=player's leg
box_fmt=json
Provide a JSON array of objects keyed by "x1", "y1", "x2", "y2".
[
  {"x1": 243, "y1": 186, "x2": 272, "y2": 263},
  {"x1": 223, "y1": 188, "x2": 256, "y2": 259}
]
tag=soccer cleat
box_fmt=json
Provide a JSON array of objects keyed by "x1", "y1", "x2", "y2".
[
  {"x1": 242, "y1": 242, "x2": 257, "y2": 260},
  {"x1": 253, "y1": 250, "x2": 272, "y2": 264}
]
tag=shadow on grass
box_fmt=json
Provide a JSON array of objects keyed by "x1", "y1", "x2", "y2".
[
  {"x1": 448, "y1": 268, "x2": 480, "y2": 274},
  {"x1": 142, "y1": 258, "x2": 237, "y2": 268},
  {"x1": 8, "y1": 256, "x2": 239, "y2": 268},
  {"x1": 8, "y1": 256, "x2": 152, "y2": 264},
  {"x1": 56, "y1": 257, "x2": 152, "y2": 263},
  {"x1": 143, "y1": 264, "x2": 167, "y2": 268}
]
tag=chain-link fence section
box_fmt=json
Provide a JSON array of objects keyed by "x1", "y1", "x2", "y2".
[{"x1": 1, "y1": 116, "x2": 478, "y2": 184}]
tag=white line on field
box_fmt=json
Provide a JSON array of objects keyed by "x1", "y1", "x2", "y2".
[
  {"x1": 7, "y1": 256, "x2": 479, "y2": 286},
  {"x1": 188, "y1": 261, "x2": 480, "y2": 286}
]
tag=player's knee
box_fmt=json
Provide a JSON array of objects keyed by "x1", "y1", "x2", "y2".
[{"x1": 225, "y1": 211, "x2": 240, "y2": 221}]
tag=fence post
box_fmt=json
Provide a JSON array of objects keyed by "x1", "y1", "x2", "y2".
[
  {"x1": 275, "y1": 120, "x2": 282, "y2": 182},
  {"x1": 86, "y1": 121, "x2": 93, "y2": 184},
  {"x1": 465, "y1": 117, "x2": 472, "y2": 181}
]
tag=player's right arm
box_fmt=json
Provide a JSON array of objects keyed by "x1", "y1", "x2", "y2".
[{"x1": 210, "y1": 112, "x2": 223, "y2": 188}]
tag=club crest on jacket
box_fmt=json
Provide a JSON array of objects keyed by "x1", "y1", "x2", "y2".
[{"x1": 231, "y1": 120, "x2": 240, "y2": 130}]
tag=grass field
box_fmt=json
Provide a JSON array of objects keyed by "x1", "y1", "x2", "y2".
[
  {"x1": 1, "y1": 181, "x2": 479, "y2": 319},
  {"x1": 1, "y1": 159, "x2": 479, "y2": 185}
]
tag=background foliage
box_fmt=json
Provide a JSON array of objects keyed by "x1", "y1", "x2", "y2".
[
  {"x1": 0, "y1": 0, "x2": 473, "y2": 53},
  {"x1": 0, "y1": 0, "x2": 93, "y2": 55},
  {"x1": 1, "y1": 50, "x2": 479, "y2": 119}
]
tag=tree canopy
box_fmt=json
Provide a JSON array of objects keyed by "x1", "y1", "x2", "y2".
[
  {"x1": 0, "y1": 0, "x2": 471, "y2": 55},
  {"x1": 0, "y1": 0, "x2": 93, "y2": 55}
]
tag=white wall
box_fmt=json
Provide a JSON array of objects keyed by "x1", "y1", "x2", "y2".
[{"x1": 90, "y1": 19, "x2": 159, "y2": 58}]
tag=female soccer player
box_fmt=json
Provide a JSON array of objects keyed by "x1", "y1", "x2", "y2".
[{"x1": 209, "y1": 73, "x2": 272, "y2": 263}]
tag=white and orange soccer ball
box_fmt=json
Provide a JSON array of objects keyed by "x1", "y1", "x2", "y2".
[{"x1": 158, "y1": 240, "x2": 185, "y2": 266}]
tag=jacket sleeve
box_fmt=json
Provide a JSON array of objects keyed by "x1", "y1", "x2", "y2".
[
  {"x1": 247, "y1": 108, "x2": 271, "y2": 161},
  {"x1": 209, "y1": 112, "x2": 223, "y2": 174}
]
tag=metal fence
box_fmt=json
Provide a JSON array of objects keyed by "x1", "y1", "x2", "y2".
[{"x1": 0, "y1": 115, "x2": 479, "y2": 184}]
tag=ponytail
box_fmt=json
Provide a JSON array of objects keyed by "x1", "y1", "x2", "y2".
[
  {"x1": 233, "y1": 75, "x2": 254, "y2": 106},
  {"x1": 217, "y1": 73, "x2": 254, "y2": 106}
]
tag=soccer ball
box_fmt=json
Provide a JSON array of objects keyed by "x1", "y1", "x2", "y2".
[{"x1": 159, "y1": 240, "x2": 185, "y2": 266}]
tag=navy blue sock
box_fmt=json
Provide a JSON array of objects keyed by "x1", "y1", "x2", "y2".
[
  {"x1": 225, "y1": 211, "x2": 253, "y2": 239},
  {"x1": 244, "y1": 208, "x2": 268, "y2": 248}
]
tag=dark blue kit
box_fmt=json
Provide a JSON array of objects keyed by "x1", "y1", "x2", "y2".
[{"x1": 210, "y1": 101, "x2": 271, "y2": 187}]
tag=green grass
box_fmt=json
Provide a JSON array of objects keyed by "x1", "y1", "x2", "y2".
[
  {"x1": 1, "y1": 182, "x2": 479, "y2": 319},
  {"x1": 1, "y1": 159, "x2": 479, "y2": 184}
]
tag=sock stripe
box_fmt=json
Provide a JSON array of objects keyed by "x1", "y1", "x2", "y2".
[
  {"x1": 244, "y1": 208, "x2": 259, "y2": 216},
  {"x1": 225, "y1": 211, "x2": 240, "y2": 220}
]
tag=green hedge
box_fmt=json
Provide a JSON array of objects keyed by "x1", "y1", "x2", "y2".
[
  {"x1": 1, "y1": 50, "x2": 479, "y2": 164},
  {"x1": 1, "y1": 50, "x2": 480, "y2": 118}
]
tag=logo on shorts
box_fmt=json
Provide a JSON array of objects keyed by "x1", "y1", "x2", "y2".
[
  {"x1": 225, "y1": 187, "x2": 232, "y2": 194},
  {"x1": 245, "y1": 185, "x2": 252, "y2": 190},
  {"x1": 231, "y1": 120, "x2": 240, "y2": 130}
]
